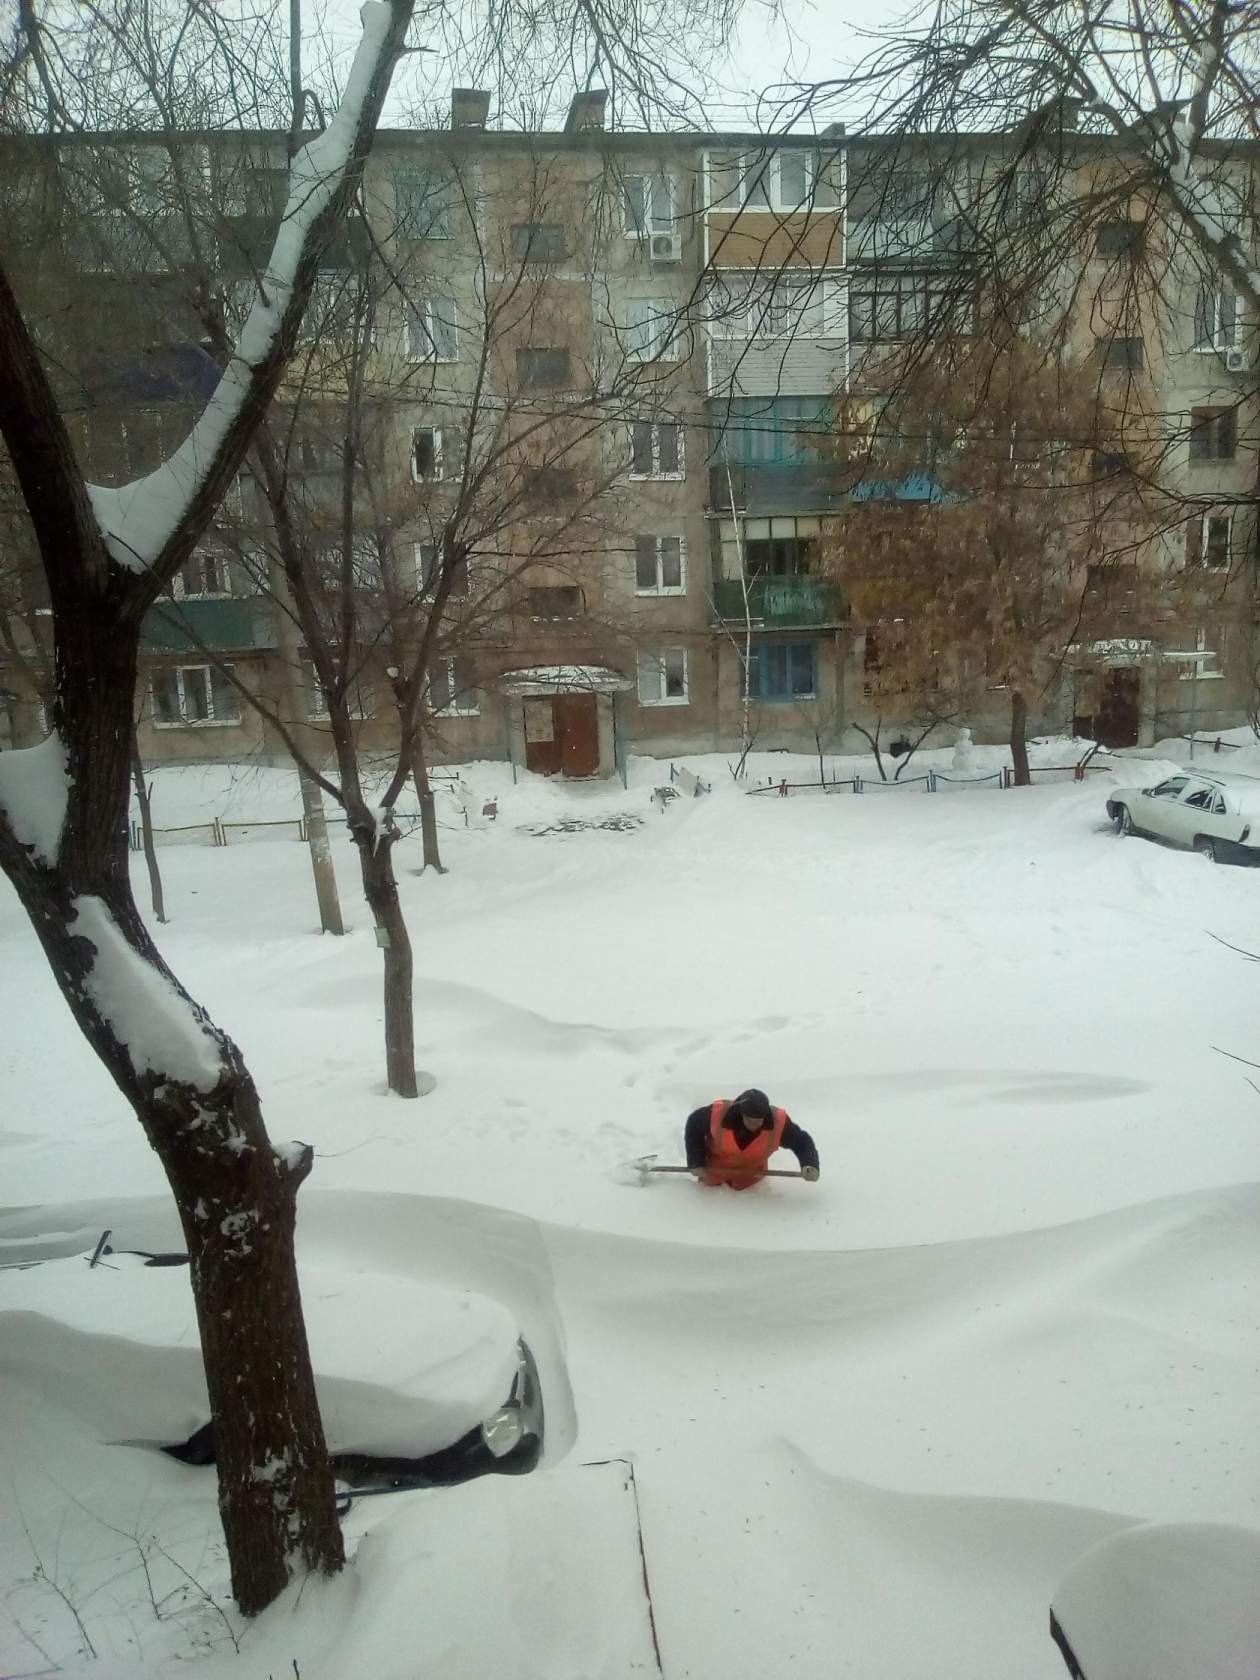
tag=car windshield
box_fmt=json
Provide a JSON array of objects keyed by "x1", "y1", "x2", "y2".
[{"x1": 1149, "y1": 778, "x2": 1188, "y2": 798}]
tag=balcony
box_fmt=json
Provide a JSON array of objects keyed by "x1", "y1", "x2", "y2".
[
  {"x1": 142, "y1": 597, "x2": 278, "y2": 654},
  {"x1": 712, "y1": 575, "x2": 844, "y2": 628},
  {"x1": 710, "y1": 462, "x2": 849, "y2": 516}
]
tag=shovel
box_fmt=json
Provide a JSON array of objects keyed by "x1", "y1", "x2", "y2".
[{"x1": 625, "y1": 1153, "x2": 809, "y2": 1187}]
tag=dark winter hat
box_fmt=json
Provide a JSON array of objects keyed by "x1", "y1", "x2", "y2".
[{"x1": 733, "y1": 1088, "x2": 771, "y2": 1122}]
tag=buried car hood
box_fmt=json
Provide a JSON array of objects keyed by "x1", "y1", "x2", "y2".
[{"x1": 0, "y1": 1251, "x2": 521, "y2": 1458}]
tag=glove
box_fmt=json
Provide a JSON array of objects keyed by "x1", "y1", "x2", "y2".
[{"x1": 802, "y1": 1166, "x2": 820, "y2": 1182}]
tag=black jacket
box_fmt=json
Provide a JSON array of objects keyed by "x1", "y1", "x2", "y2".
[{"x1": 684, "y1": 1103, "x2": 819, "y2": 1172}]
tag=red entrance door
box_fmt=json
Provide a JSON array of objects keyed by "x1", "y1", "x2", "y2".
[
  {"x1": 522, "y1": 694, "x2": 600, "y2": 776},
  {"x1": 555, "y1": 694, "x2": 599, "y2": 777}
]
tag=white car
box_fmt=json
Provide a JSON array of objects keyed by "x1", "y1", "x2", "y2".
[{"x1": 1106, "y1": 768, "x2": 1260, "y2": 864}]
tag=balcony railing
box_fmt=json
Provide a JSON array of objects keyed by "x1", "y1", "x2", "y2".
[
  {"x1": 712, "y1": 575, "x2": 845, "y2": 628},
  {"x1": 142, "y1": 597, "x2": 278, "y2": 654},
  {"x1": 710, "y1": 462, "x2": 849, "y2": 516}
]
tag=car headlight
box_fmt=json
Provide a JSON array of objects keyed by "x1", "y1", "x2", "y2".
[{"x1": 480, "y1": 1405, "x2": 527, "y2": 1459}]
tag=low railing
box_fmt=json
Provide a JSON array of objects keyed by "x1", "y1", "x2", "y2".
[{"x1": 711, "y1": 576, "x2": 845, "y2": 628}]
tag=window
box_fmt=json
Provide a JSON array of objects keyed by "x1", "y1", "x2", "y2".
[
  {"x1": 629, "y1": 421, "x2": 683, "y2": 479},
  {"x1": 517, "y1": 347, "x2": 572, "y2": 388},
  {"x1": 719, "y1": 401, "x2": 831, "y2": 468},
  {"x1": 1149, "y1": 777, "x2": 1189, "y2": 798},
  {"x1": 152, "y1": 664, "x2": 240, "y2": 726},
  {"x1": 637, "y1": 648, "x2": 688, "y2": 706},
  {"x1": 1091, "y1": 450, "x2": 1130, "y2": 479},
  {"x1": 414, "y1": 542, "x2": 469, "y2": 596},
  {"x1": 525, "y1": 465, "x2": 578, "y2": 504},
  {"x1": 527, "y1": 585, "x2": 582, "y2": 619},
  {"x1": 634, "y1": 534, "x2": 685, "y2": 595},
  {"x1": 296, "y1": 270, "x2": 365, "y2": 345},
  {"x1": 743, "y1": 641, "x2": 816, "y2": 701},
  {"x1": 300, "y1": 656, "x2": 373, "y2": 720},
  {"x1": 429, "y1": 656, "x2": 479, "y2": 716},
  {"x1": 626, "y1": 298, "x2": 680, "y2": 362},
  {"x1": 1096, "y1": 220, "x2": 1143, "y2": 258},
  {"x1": 1184, "y1": 785, "x2": 1214, "y2": 810},
  {"x1": 407, "y1": 296, "x2": 457, "y2": 361},
  {"x1": 510, "y1": 222, "x2": 567, "y2": 263},
  {"x1": 395, "y1": 169, "x2": 454, "y2": 239},
  {"x1": 312, "y1": 542, "x2": 384, "y2": 594},
  {"x1": 1189, "y1": 407, "x2": 1236, "y2": 460},
  {"x1": 710, "y1": 275, "x2": 839, "y2": 340},
  {"x1": 1194, "y1": 288, "x2": 1239, "y2": 352},
  {"x1": 849, "y1": 275, "x2": 966, "y2": 341},
  {"x1": 745, "y1": 534, "x2": 816, "y2": 577},
  {"x1": 623, "y1": 173, "x2": 676, "y2": 236},
  {"x1": 1178, "y1": 628, "x2": 1225, "y2": 681},
  {"x1": 708, "y1": 150, "x2": 837, "y2": 212},
  {"x1": 1098, "y1": 336, "x2": 1144, "y2": 371},
  {"x1": 412, "y1": 426, "x2": 444, "y2": 481},
  {"x1": 174, "y1": 552, "x2": 232, "y2": 598},
  {"x1": 1186, "y1": 514, "x2": 1232, "y2": 569}
]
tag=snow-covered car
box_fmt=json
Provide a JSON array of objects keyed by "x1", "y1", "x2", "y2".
[
  {"x1": 1106, "y1": 768, "x2": 1260, "y2": 863},
  {"x1": 1050, "y1": 1521, "x2": 1260, "y2": 1679},
  {"x1": 0, "y1": 1238, "x2": 542, "y2": 1498}
]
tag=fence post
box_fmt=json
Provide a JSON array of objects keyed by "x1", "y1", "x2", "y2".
[
  {"x1": 214, "y1": 817, "x2": 226, "y2": 847},
  {"x1": 854, "y1": 775, "x2": 863, "y2": 795},
  {"x1": 927, "y1": 771, "x2": 937, "y2": 793}
]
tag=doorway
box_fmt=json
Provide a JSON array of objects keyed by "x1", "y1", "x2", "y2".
[
  {"x1": 1095, "y1": 668, "x2": 1140, "y2": 748},
  {"x1": 523, "y1": 693, "x2": 600, "y2": 777}
]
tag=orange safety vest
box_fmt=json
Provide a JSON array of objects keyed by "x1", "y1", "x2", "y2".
[{"x1": 702, "y1": 1098, "x2": 788, "y2": 1190}]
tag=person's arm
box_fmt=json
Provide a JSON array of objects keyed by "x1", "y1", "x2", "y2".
[
  {"x1": 780, "y1": 1118, "x2": 819, "y2": 1177},
  {"x1": 684, "y1": 1108, "x2": 711, "y2": 1169}
]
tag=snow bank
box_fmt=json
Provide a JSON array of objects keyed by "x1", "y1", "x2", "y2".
[{"x1": 0, "y1": 730, "x2": 69, "y2": 865}]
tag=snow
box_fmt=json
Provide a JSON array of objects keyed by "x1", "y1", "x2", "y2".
[
  {"x1": 0, "y1": 729, "x2": 70, "y2": 866},
  {"x1": 1, "y1": 736, "x2": 1259, "y2": 1678},
  {"x1": 71, "y1": 895, "x2": 224, "y2": 1092},
  {"x1": 87, "y1": 2, "x2": 395, "y2": 573},
  {"x1": 498, "y1": 664, "x2": 634, "y2": 694},
  {"x1": 1052, "y1": 1522, "x2": 1260, "y2": 1680},
  {"x1": 0, "y1": 1252, "x2": 521, "y2": 1460}
]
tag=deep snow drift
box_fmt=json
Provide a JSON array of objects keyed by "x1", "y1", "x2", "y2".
[{"x1": 1, "y1": 738, "x2": 1257, "y2": 1678}]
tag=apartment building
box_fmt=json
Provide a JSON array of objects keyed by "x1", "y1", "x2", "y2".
[{"x1": 1, "y1": 100, "x2": 1255, "y2": 769}]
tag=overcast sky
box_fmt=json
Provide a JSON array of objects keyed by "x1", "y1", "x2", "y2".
[{"x1": 314, "y1": 0, "x2": 907, "y2": 131}]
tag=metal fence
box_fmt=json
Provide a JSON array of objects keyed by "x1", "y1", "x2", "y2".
[{"x1": 743, "y1": 761, "x2": 1116, "y2": 798}]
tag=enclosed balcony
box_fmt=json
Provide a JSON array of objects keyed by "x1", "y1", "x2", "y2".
[
  {"x1": 711, "y1": 574, "x2": 844, "y2": 629},
  {"x1": 142, "y1": 596, "x2": 278, "y2": 655}
]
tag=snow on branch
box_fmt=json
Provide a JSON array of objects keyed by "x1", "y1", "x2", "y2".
[
  {"x1": 72, "y1": 895, "x2": 224, "y2": 1092},
  {"x1": 87, "y1": 0, "x2": 397, "y2": 574},
  {"x1": 0, "y1": 731, "x2": 70, "y2": 867}
]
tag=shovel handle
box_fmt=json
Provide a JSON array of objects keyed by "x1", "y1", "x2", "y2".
[{"x1": 645, "y1": 1164, "x2": 806, "y2": 1179}]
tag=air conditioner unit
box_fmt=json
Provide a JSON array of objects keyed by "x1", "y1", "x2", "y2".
[
  {"x1": 650, "y1": 232, "x2": 683, "y2": 265},
  {"x1": 1223, "y1": 346, "x2": 1248, "y2": 372}
]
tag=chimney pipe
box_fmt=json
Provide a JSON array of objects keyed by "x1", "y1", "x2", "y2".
[
  {"x1": 451, "y1": 88, "x2": 491, "y2": 129},
  {"x1": 564, "y1": 90, "x2": 607, "y2": 133}
]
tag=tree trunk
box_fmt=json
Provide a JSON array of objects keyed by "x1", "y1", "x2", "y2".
[
  {"x1": 130, "y1": 733, "x2": 167, "y2": 923},
  {"x1": 411, "y1": 733, "x2": 446, "y2": 874},
  {"x1": 298, "y1": 766, "x2": 345, "y2": 935},
  {"x1": 1010, "y1": 690, "x2": 1031, "y2": 786},
  {"x1": 0, "y1": 626, "x2": 343, "y2": 1619},
  {"x1": 351, "y1": 815, "x2": 421, "y2": 1097}
]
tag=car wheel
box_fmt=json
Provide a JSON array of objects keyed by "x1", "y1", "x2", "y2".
[
  {"x1": 1113, "y1": 806, "x2": 1133, "y2": 836},
  {"x1": 1194, "y1": 837, "x2": 1219, "y2": 863}
]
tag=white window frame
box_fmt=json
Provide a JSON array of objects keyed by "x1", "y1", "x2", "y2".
[
  {"x1": 626, "y1": 298, "x2": 682, "y2": 363},
  {"x1": 634, "y1": 534, "x2": 687, "y2": 597},
  {"x1": 1193, "y1": 288, "x2": 1239, "y2": 353},
  {"x1": 429, "y1": 656, "x2": 480, "y2": 717},
  {"x1": 407, "y1": 295, "x2": 458, "y2": 362},
  {"x1": 152, "y1": 664, "x2": 241, "y2": 728},
  {"x1": 300, "y1": 655, "x2": 373, "y2": 720},
  {"x1": 411, "y1": 426, "x2": 445, "y2": 482},
  {"x1": 707, "y1": 149, "x2": 831, "y2": 214},
  {"x1": 393, "y1": 168, "x2": 454, "y2": 240},
  {"x1": 628, "y1": 420, "x2": 685, "y2": 480},
  {"x1": 622, "y1": 172, "x2": 677, "y2": 236},
  {"x1": 1178, "y1": 627, "x2": 1225, "y2": 681},
  {"x1": 637, "y1": 648, "x2": 689, "y2": 707},
  {"x1": 172, "y1": 552, "x2": 233, "y2": 599},
  {"x1": 1198, "y1": 513, "x2": 1232, "y2": 570},
  {"x1": 712, "y1": 275, "x2": 838, "y2": 340},
  {"x1": 414, "y1": 541, "x2": 470, "y2": 598}
]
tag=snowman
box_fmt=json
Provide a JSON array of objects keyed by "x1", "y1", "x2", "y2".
[{"x1": 952, "y1": 727, "x2": 977, "y2": 772}]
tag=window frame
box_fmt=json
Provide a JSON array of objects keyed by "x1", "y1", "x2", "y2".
[
  {"x1": 516, "y1": 346, "x2": 573, "y2": 389},
  {"x1": 428, "y1": 655, "x2": 480, "y2": 717},
  {"x1": 1193, "y1": 287, "x2": 1239, "y2": 353},
  {"x1": 1177, "y1": 627, "x2": 1225, "y2": 682},
  {"x1": 526, "y1": 583, "x2": 584, "y2": 620},
  {"x1": 411, "y1": 425, "x2": 445, "y2": 482},
  {"x1": 637, "y1": 647, "x2": 689, "y2": 707},
  {"x1": 625, "y1": 297, "x2": 682, "y2": 363},
  {"x1": 1188, "y1": 407, "x2": 1237, "y2": 462},
  {"x1": 1098, "y1": 335, "x2": 1145, "y2": 372},
  {"x1": 172, "y1": 552, "x2": 233, "y2": 600},
  {"x1": 848, "y1": 274, "x2": 967, "y2": 342},
  {"x1": 406, "y1": 295, "x2": 458, "y2": 362},
  {"x1": 628, "y1": 420, "x2": 685, "y2": 480},
  {"x1": 634, "y1": 533, "x2": 687, "y2": 597},
  {"x1": 709, "y1": 149, "x2": 829, "y2": 213},
  {"x1": 622, "y1": 172, "x2": 678, "y2": 236},
  {"x1": 393, "y1": 168, "x2": 454, "y2": 240},
  {"x1": 151, "y1": 663, "x2": 241, "y2": 728},
  {"x1": 742, "y1": 639, "x2": 817, "y2": 703}
]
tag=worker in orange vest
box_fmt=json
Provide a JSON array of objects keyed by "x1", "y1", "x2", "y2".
[{"x1": 684, "y1": 1089, "x2": 820, "y2": 1190}]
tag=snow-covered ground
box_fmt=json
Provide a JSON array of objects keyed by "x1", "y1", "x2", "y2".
[{"x1": 2, "y1": 737, "x2": 1258, "y2": 1678}]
